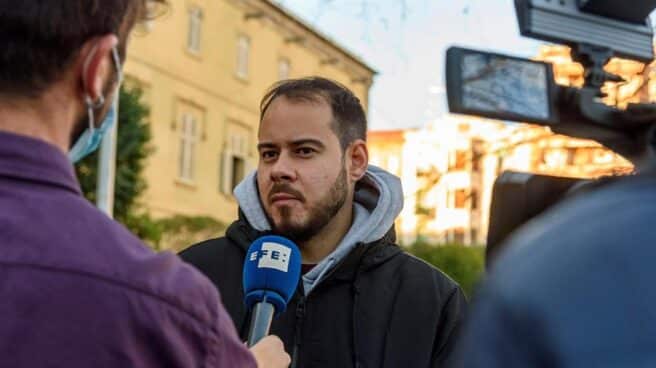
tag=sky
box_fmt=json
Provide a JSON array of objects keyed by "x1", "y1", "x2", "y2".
[{"x1": 272, "y1": 0, "x2": 544, "y2": 130}]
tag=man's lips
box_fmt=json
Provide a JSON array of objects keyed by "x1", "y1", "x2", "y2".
[{"x1": 270, "y1": 193, "x2": 300, "y2": 203}]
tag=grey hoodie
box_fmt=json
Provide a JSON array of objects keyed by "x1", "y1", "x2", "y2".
[{"x1": 233, "y1": 165, "x2": 403, "y2": 294}]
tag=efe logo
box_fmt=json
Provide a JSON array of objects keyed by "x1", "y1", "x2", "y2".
[{"x1": 249, "y1": 242, "x2": 291, "y2": 272}]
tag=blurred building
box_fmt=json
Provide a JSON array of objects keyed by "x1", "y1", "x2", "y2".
[
  {"x1": 370, "y1": 118, "x2": 509, "y2": 245},
  {"x1": 123, "y1": 0, "x2": 375, "y2": 226},
  {"x1": 369, "y1": 45, "x2": 638, "y2": 246}
]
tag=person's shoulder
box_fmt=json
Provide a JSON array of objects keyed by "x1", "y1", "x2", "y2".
[
  {"x1": 12, "y1": 261, "x2": 247, "y2": 366},
  {"x1": 386, "y1": 249, "x2": 462, "y2": 296},
  {"x1": 100, "y1": 248, "x2": 226, "y2": 327},
  {"x1": 178, "y1": 235, "x2": 248, "y2": 289},
  {"x1": 488, "y1": 175, "x2": 656, "y2": 302},
  {"x1": 2, "y1": 189, "x2": 215, "y2": 306},
  {"x1": 500, "y1": 175, "x2": 656, "y2": 263},
  {"x1": 44, "y1": 200, "x2": 226, "y2": 325},
  {"x1": 15, "y1": 257, "x2": 222, "y2": 328}
]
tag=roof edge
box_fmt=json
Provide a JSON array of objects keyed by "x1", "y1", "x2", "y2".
[{"x1": 261, "y1": 0, "x2": 378, "y2": 76}]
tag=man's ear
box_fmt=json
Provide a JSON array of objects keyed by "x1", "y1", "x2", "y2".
[
  {"x1": 347, "y1": 139, "x2": 368, "y2": 182},
  {"x1": 77, "y1": 34, "x2": 118, "y2": 103}
]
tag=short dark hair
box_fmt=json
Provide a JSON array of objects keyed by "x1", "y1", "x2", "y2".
[
  {"x1": 260, "y1": 77, "x2": 367, "y2": 150},
  {"x1": 0, "y1": 0, "x2": 167, "y2": 98}
]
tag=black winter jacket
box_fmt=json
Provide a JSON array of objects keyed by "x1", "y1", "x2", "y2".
[{"x1": 180, "y1": 218, "x2": 467, "y2": 368}]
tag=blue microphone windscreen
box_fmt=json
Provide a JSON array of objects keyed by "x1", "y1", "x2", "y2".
[{"x1": 243, "y1": 235, "x2": 301, "y2": 314}]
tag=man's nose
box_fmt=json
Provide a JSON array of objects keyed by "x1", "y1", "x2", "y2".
[{"x1": 270, "y1": 152, "x2": 296, "y2": 182}]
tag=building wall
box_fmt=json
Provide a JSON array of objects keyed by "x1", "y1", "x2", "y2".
[
  {"x1": 367, "y1": 130, "x2": 406, "y2": 240},
  {"x1": 370, "y1": 116, "x2": 631, "y2": 246},
  {"x1": 124, "y1": 0, "x2": 375, "y2": 227},
  {"x1": 369, "y1": 118, "x2": 508, "y2": 245}
]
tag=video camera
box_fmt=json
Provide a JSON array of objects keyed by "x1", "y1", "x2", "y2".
[{"x1": 446, "y1": 0, "x2": 656, "y2": 266}]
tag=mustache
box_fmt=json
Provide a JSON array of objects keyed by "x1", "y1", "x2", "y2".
[{"x1": 268, "y1": 184, "x2": 305, "y2": 203}]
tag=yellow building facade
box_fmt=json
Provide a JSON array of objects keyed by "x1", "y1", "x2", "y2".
[{"x1": 124, "y1": 0, "x2": 375, "y2": 226}]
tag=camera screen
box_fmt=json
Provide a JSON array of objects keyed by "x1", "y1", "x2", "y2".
[{"x1": 461, "y1": 53, "x2": 550, "y2": 120}]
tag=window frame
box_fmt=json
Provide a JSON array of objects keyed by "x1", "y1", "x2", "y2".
[
  {"x1": 178, "y1": 113, "x2": 198, "y2": 182},
  {"x1": 278, "y1": 57, "x2": 291, "y2": 80},
  {"x1": 236, "y1": 34, "x2": 251, "y2": 79},
  {"x1": 187, "y1": 7, "x2": 203, "y2": 54}
]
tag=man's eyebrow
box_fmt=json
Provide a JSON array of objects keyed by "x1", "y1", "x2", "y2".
[
  {"x1": 257, "y1": 142, "x2": 277, "y2": 151},
  {"x1": 257, "y1": 139, "x2": 326, "y2": 150},
  {"x1": 290, "y1": 139, "x2": 325, "y2": 149}
]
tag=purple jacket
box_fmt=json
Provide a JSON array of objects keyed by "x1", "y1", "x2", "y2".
[{"x1": 0, "y1": 131, "x2": 256, "y2": 367}]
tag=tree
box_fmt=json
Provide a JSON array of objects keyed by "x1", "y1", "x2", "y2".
[
  {"x1": 75, "y1": 85, "x2": 159, "y2": 242},
  {"x1": 407, "y1": 242, "x2": 485, "y2": 297},
  {"x1": 74, "y1": 85, "x2": 226, "y2": 250}
]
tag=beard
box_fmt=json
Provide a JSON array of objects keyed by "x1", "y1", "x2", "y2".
[{"x1": 267, "y1": 165, "x2": 348, "y2": 244}]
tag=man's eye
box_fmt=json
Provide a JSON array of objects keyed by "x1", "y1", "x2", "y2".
[
  {"x1": 261, "y1": 151, "x2": 278, "y2": 160},
  {"x1": 296, "y1": 147, "x2": 315, "y2": 156}
]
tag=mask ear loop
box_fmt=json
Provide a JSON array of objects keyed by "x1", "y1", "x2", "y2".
[
  {"x1": 82, "y1": 43, "x2": 122, "y2": 134},
  {"x1": 84, "y1": 94, "x2": 105, "y2": 134},
  {"x1": 110, "y1": 47, "x2": 123, "y2": 84},
  {"x1": 81, "y1": 43, "x2": 105, "y2": 134}
]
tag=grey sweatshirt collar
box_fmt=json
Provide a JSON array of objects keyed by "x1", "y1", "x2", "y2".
[{"x1": 233, "y1": 165, "x2": 403, "y2": 294}]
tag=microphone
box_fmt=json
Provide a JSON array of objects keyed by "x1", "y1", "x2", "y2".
[{"x1": 243, "y1": 235, "x2": 301, "y2": 346}]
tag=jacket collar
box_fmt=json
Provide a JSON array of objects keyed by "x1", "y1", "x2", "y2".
[
  {"x1": 226, "y1": 213, "x2": 403, "y2": 283},
  {"x1": 0, "y1": 131, "x2": 80, "y2": 195}
]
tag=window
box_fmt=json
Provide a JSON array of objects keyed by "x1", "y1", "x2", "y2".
[
  {"x1": 231, "y1": 156, "x2": 246, "y2": 191},
  {"x1": 470, "y1": 189, "x2": 479, "y2": 210},
  {"x1": 187, "y1": 7, "x2": 203, "y2": 53},
  {"x1": 278, "y1": 58, "x2": 291, "y2": 80},
  {"x1": 470, "y1": 228, "x2": 479, "y2": 244},
  {"x1": 455, "y1": 150, "x2": 467, "y2": 170},
  {"x1": 178, "y1": 113, "x2": 198, "y2": 181},
  {"x1": 453, "y1": 229, "x2": 465, "y2": 245},
  {"x1": 593, "y1": 148, "x2": 615, "y2": 164},
  {"x1": 566, "y1": 148, "x2": 576, "y2": 165},
  {"x1": 221, "y1": 124, "x2": 253, "y2": 195},
  {"x1": 471, "y1": 157, "x2": 480, "y2": 172},
  {"x1": 455, "y1": 189, "x2": 467, "y2": 209},
  {"x1": 236, "y1": 35, "x2": 250, "y2": 79},
  {"x1": 542, "y1": 148, "x2": 568, "y2": 168},
  {"x1": 471, "y1": 140, "x2": 483, "y2": 172}
]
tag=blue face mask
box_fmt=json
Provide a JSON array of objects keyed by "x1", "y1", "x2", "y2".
[
  {"x1": 69, "y1": 47, "x2": 123, "y2": 163},
  {"x1": 69, "y1": 101, "x2": 117, "y2": 163}
]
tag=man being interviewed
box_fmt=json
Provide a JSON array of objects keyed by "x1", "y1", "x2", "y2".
[{"x1": 180, "y1": 77, "x2": 467, "y2": 368}]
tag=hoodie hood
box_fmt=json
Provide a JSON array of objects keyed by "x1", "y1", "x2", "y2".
[{"x1": 233, "y1": 165, "x2": 404, "y2": 294}]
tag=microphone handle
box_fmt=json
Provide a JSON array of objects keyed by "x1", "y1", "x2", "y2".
[{"x1": 247, "y1": 301, "x2": 275, "y2": 347}]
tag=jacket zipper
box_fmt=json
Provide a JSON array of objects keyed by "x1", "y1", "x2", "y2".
[
  {"x1": 290, "y1": 243, "x2": 368, "y2": 367},
  {"x1": 291, "y1": 295, "x2": 306, "y2": 368}
]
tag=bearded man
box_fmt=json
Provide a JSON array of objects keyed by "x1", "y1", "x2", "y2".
[{"x1": 180, "y1": 77, "x2": 466, "y2": 368}]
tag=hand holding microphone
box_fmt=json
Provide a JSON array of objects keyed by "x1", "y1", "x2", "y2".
[
  {"x1": 243, "y1": 235, "x2": 301, "y2": 367},
  {"x1": 250, "y1": 335, "x2": 290, "y2": 368}
]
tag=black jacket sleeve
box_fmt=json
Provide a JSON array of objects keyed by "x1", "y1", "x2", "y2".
[{"x1": 432, "y1": 287, "x2": 468, "y2": 367}]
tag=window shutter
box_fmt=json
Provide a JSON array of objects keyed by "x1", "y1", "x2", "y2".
[
  {"x1": 221, "y1": 150, "x2": 233, "y2": 195},
  {"x1": 245, "y1": 155, "x2": 257, "y2": 177}
]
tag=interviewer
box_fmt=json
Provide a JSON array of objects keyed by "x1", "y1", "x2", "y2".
[{"x1": 0, "y1": 1, "x2": 288, "y2": 367}]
